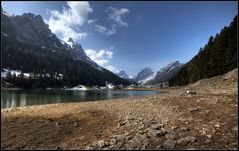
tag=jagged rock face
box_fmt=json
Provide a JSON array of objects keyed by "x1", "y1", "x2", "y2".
[
  {"x1": 2, "y1": 12, "x2": 62, "y2": 48},
  {"x1": 1, "y1": 11, "x2": 98, "y2": 68},
  {"x1": 154, "y1": 61, "x2": 182, "y2": 82},
  {"x1": 146, "y1": 61, "x2": 183, "y2": 84},
  {"x1": 116, "y1": 70, "x2": 130, "y2": 79},
  {"x1": 65, "y1": 37, "x2": 97, "y2": 66},
  {"x1": 1, "y1": 10, "x2": 132, "y2": 86},
  {"x1": 133, "y1": 68, "x2": 154, "y2": 83}
]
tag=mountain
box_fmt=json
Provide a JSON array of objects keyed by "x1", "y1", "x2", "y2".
[
  {"x1": 146, "y1": 61, "x2": 183, "y2": 84},
  {"x1": 133, "y1": 68, "x2": 155, "y2": 84},
  {"x1": 169, "y1": 15, "x2": 237, "y2": 86},
  {"x1": 116, "y1": 70, "x2": 130, "y2": 79},
  {"x1": 1, "y1": 10, "x2": 131, "y2": 88}
]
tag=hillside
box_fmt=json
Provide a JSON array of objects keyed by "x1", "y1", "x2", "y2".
[
  {"x1": 169, "y1": 15, "x2": 237, "y2": 86},
  {"x1": 1, "y1": 10, "x2": 131, "y2": 88}
]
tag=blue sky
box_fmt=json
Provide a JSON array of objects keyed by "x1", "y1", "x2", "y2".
[{"x1": 2, "y1": 1, "x2": 237, "y2": 76}]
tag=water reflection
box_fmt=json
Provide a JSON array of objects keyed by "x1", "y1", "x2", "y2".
[{"x1": 1, "y1": 89, "x2": 160, "y2": 108}]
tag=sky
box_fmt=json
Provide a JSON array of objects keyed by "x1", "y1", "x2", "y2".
[{"x1": 2, "y1": 1, "x2": 238, "y2": 76}]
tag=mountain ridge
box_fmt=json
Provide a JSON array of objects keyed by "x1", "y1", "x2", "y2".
[{"x1": 1, "y1": 10, "x2": 131, "y2": 88}]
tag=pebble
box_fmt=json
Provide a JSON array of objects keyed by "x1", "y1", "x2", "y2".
[
  {"x1": 171, "y1": 125, "x2": 179, "y2": 130},
  {"x1": 181, "y1": 127, "x2": 190, "y2": 131},
  {"x1": 214, "y1": 124, "x2": 220, "y2": 129},
  {"x1": 177, "y1": 136, "x2": 197, "y2": 145},
  {"x1": 98, "y1": 140, "x2": 108, "y2": 148},
  {"x1": 205, "y1": 139, "x2": 212, "y2": 144},
  {"x1": 162, "y1": 139, "x2": 176, "y2": 149},
  {"x1": 118, "y1": 121, "x2": 127, "y2": 127},
  {"x1": 232, "y1": 126, "x2": 238, "y2": 132},
  {"x1": 54, "y1": 122, "x2": 61, "y2": 126},
  {"x1": 152, "y1": 124, "x2": 164, "y2": 130},
  {"x1": 188, "y1": 107, "x2": 199, "y2": 112},
  {"x1": 206, "y1": 135, "x2": 212, "y2": 139},
  {"x1": 73, "y1": 121, "x2": 78, "y2": 127}
]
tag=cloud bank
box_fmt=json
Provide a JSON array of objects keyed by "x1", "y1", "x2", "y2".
[
  {"x1": 46, "y1": 2, "x2": 93, "y2": 41},
  {"x1": 85, "y1": 48, "x2": 119, "y2": 73},
  {"x1": 93, "y1": 6, "x2": 130, "y2": 36},
  {"x1": 106, "y1": 6, "x2": 130, "y2": 27}
]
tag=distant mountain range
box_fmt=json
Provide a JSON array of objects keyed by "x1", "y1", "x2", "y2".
[
  {"x1": 115, "y1": 70, "x2": 130, "y2": 79},
  {"x1": 128, "y1": 61, "x2": 182, "y2": 85},
  {"x1": 132, "y1": 68, "x2": 155, "y2": 84},
  {"x1": 1, "y1": 10, "x2": 131, "y2": 88},
  {"x1": 146, "y1": 61, "x2": 183, "y2": 85}
]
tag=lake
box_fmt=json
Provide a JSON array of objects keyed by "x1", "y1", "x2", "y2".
[{"x1": 1, "y1": 89, "x2": 160, "y2": 108}]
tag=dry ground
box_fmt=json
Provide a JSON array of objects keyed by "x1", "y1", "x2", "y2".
[{"x1": 1, "y1": 69, "x2": 238, "y2": 150}]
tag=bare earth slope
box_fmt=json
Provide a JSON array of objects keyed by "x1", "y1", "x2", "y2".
[{"x1": 1, "y1": 69, "x2": 238, "y2": 149}]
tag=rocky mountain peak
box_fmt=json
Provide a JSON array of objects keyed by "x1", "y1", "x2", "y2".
[
  {"x1": 116, "y1": 70, "x2": 130, "y2": 79},
  {"x1": 133, "y1": 67, "x2": 154, "y2": 83},
  {"x1": 68, "y1": 37, "x2": 74, "y2": 43}
]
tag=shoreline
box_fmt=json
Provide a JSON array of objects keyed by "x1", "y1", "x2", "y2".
[
  {"x1": 1, "y1": 69, "x2": 238, "y2": 149},
  {"x1": 2, "y1": 90, "x2": 237, "y2": 150}
]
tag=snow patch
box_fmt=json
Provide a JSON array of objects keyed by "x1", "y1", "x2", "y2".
[
  {"x1": 2, "y1": 11, "x2": 14, "y2": 17},
  {"x1": 1, "y1": 32, "x2": 8, "y2": 37},
  {"x1": 69, "y1": 85, "x2": 88, "y2": 90}
]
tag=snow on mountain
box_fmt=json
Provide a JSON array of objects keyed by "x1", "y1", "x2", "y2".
[
  {"x1": 2, "y1": 10, "x2": 14, "y2": 17},
  {"x1": 1, "y1": 10, "x2": 102, "y2": 72},
  {"x1": 133, "y1": 68, "x2": 155, "y2": 84},
  {"x1": 138, "y1": 73, "x2": 156, "y2": 84},
  {"x1": 116, "y1": 70, "x2": 130, "y2": 79},
  {"x1": 146, "y1": 61, "x2": 183, "y2": 84}
]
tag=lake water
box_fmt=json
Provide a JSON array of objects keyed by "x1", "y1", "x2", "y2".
[{"x1": 1, "y1": 89, "x2": 160, "y2": 108}]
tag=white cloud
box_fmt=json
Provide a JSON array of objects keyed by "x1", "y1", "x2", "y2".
[
  {"x1": 105, "y1": 65, "x2": 119, "y2": 73},
  {"x1": 46, "y1": 2, "x2": 93, "y2": 41},
  {"x1": 85, "y1": 49, "x2": 113, "y2": 66},
  {"x1": 92, "y1": 6, "x2": 129, "y2": 36},
  {"x1": 85, "y1": 48, "x2": 119, "y2": 73},
  {"x1": 87, "y1": 19, "x2": 97, "y2": 25},
  {"x1": 95, "y1": 24, "x2": 107, "y2": 33},
  {"x1": 106, "y1": 6, "x2": 130, "y2": 27},
  {"x1": 94, "y1": 24, "x2": 117, "y2": 36}
]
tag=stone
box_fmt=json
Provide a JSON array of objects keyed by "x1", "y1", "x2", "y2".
[
  {"x1": 73, "y1": 121, "x2": 78, "y2": 127},
  {"x1": 162, "y1": 139, "x2": 176, "y2": 149},
  {"x1": 114, "y1": 134, "x2": 125, "y2": 141},
  {"x1": 109, "y1": 138, "x2": 117, "y2": 145},
  {"x1": 214, "y1": 124, "x2": 220, "y2": 129},
  {"x1": 178, "y1": 118, "x2": 187, "y2": 122},
  {"x1": 169, "y1": 132, "x2": 177, "y2": 140},
  {"x1": 186, "y1": 90, "x2": 196, "y2": 95},
  {"x1": 126, "y1": 135, "x2": 133, "y2": 141},
  {"x1": 126, "y1": 115, "x2": 134, "y2": 121},
  {"x1": 171, "y1": 125, "x2": 179, "y2": 130},
  {"x1": 205, "y1": 139, "x2": 212, "y2": 144},
  {"x1": 118, "y1": 121, "x2": 127, "y2": 127},
  {"x1": 148, "y1": 129, "x2": 162, "y2": 138},
  {"x1": 181, "y1": 127, "x2": 190, "y2": 131},
  {"x1": 152, "y1": 124, "x2": 164, "y2": 130},
  {"x1": 97, "y1": 140, "x2": 108, "y2": 148},
  {"x1": 54, "y1": 122, "x2": 61, "y2": 126},
  {"x1": 156, "y1": 145, "x2": 162, "y2": 149},
  {"x1": 177, "y1": 136, "x2": 197, "y2": 145},
  {"x1": 232, "y1": 126, "x2": 238, "y2": 132},
  {"x1": 188, "y1": 107, "x2": 199, "y2": 112},
  {"x1": 206, "y1": 135, "x2": 212, "y2": 139}
]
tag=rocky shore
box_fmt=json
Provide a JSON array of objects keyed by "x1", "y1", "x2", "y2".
[{"x1": 1, "y1": 69, "x2": 238, "y2": 150}]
